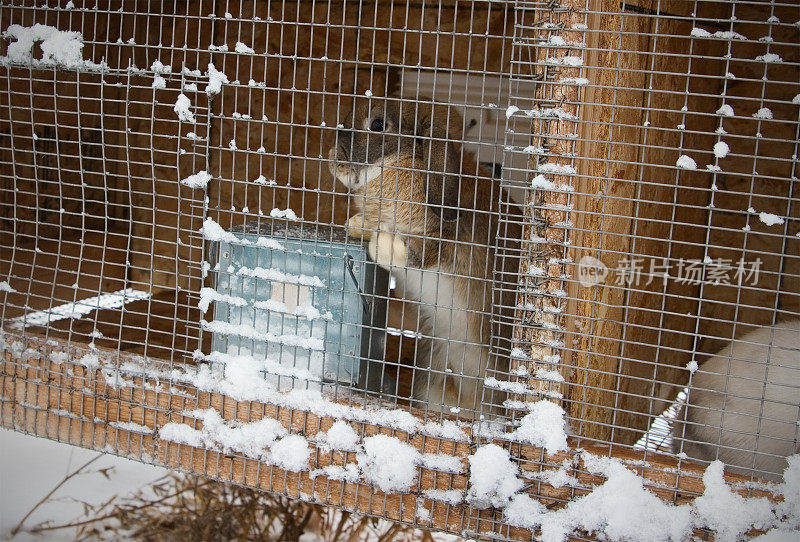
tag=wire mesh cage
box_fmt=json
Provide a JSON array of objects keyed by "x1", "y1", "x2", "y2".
[{"x1": 1, "y1": 1, "x2": 798, "y2": 540}]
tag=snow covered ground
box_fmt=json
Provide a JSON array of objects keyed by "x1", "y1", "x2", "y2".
[{"x1": 0, "y1": 428, "x2": 168, "y2": 541}]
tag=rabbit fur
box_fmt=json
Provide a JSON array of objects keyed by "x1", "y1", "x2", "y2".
[
  {"x1": 671, "y1": 319, "x2": 800, "y2": 481},
  {"x1": 328, "y1": 96, "x2": 512, "y2": 416}
]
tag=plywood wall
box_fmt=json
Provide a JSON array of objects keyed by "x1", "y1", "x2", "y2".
[
  {"x1": 566, "y1": 0, "x2": 799, "y2": 444},
  {"x1": 128, "y1": 0, "x2": 514, "y2": 292}
]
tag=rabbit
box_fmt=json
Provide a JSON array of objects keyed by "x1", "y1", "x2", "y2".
[
  {"x1": 328, "y1": 96, "x2": 512, "y2": 417},
  {"x1": 671, "y1": 319, "x2": 800, "y2": 481}
]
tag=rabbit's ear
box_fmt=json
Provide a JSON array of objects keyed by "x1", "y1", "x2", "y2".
[
  {"x1": 423, "y1": 138, "x2": 461, "y2": 222},
  {"x1": 416, "y1": 115, "x2": 461, "y2": 221}
]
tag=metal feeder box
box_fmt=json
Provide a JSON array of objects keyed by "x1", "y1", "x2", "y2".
[{"x1": 208, "y1": 220, "x2": 391, "y2": 394}]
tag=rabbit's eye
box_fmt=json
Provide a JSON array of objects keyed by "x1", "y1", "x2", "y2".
[{"x1": 370, "y1": 118, "x2": 385, "y2": 132}]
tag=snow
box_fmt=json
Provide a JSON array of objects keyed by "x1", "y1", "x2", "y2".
[
  {"x1": 507, "y1": 400, "x2": 569, "y2": 455},
  {"x1": 759, "y1": 212, "x2": 785, "y2": 226},
  {"x1": 150, "y1": 60, "x2": 171, "y2": 74},
  {"x1": 77, "y1": 352, "x2": 99, "y2": 370},
  {"x1": 206, "y1": 63, "x2": 229, "y2": 96},
  {"x1": 109, "y1": 421, "x2": 154, "y2": 434},
  {"x1": 484, "y1": 377, "x2": 531, "y2": 395},
  {"x1": 254, "y1": 175, "x2": 277, "y2": 185},
  {"x1": 686, "y1": 360, "x2": 698, "y2": 373},
  {"x1": 713, "y1": 141, "x2": 729, "y2": 158},
  {"x1": 420, "y1": 420, "x2": 469, "y2": 443},
  {"x1": 793, "y1": 94, "x2": 800, "y2": 105},
  {"x1": 546, "y1": 55, "x2": 583, "y2": 67},
  {"x1": 524, "y1": 107, "x2": 577, "y2": 121},
  {"x1": 756, "y1": 53, "x2": 783, "y2": 63},
  {"x1": 197, "y1": 287, "x2": 247, "y2": 313},
  {"x1": 690, "y1": 28, "x2": 749, "y2": 41},
  {"x1": 466, "y1": 444, "x2": 523, "y2": 509},
  {"x1": 201, "y1": 319, "x2": 325, "y2": 350},
  {"x1": 255, "y1": 298, "x2": 330, "y2": 321},
  {"x1": 64, "y1": 0, "x2": 75, "y2": 8},
  {"x1": 535, "y1": 367, "x2": 565, "y2": 382},
  {"x1": 309, "y1": 464, "x2": 359, "y2": 483},
  {"x1": 0, "y1": 429, "x2": 167, "y2": 541},
  {"x1": 537, "y1": 454, "x2": 694, "y2": 542},
  {"x1": 160, "y1": 408, "x2": 292, "y2": 464},
  {"x1": 234, "y1": 41, "x2": 255, "y2": 54},
  {"x1": 357, "y1": 434, "x2": 420, "y2": 493},
  {"x1": 534, "y1": 462, "x2": 578, "y2": 488},
  {"x1": 557, "y1": 77, "x2": 589, "y2": 86},
  {"x1": 200, "y1": 217, "x2": 241, "y2": 243},
  {"x1": 149, "y1": 351, "x2": 430, "y2": 434},
  {"x1": 510, "y1": 347, "x2": 530, "y2": 360},
  {"x1": 173, "y1": 93, "x2": 196, "y2": 123},
  {"x1": 753, "y1": 530, "x2": 800, "y2": 542},
  {"x1": 693, "y1": 461, "x2": 775, "y2": 541},
  {"x1": 715, "y1": 30, "x2": 748, "y2": 40},
  {"x1": 60, "y1": 347, "x2": 800, "y2": 541},
  {"x1": 270, "y1": 435, "x2": 311, "y2": 471},
  {"x1": 676, "y1": 155, "x2": 697, "y2": 170},
  {"x1": 0, "y1": 280, "x2": 15, "y2": 292},
  {"x1": 420, "y1": 453, "x2": 464, "y2": 474},
  {"x1": 423, "y1": 489, "x2": 464, "y2": 505},
  {"x1": 716, "y1": 104, "x2": 735, "y2": 116},
  {"x1": 319, "y1": 420, "x2": 360, "y2": 451},
  {"x1": 180, "y1": 170, "x2": 211, "y2": 189},
  {"x1": 194, "y1": 350, "x2": 321, "y2": 383},
  {"x1": 531, "y1": 174, "x2": 555, "y2": 189},
  {"x1": 753, "y1": 107, "x2": 774, "y2": 119},
  {"x1": 505, "y1": 105, "x2": 519, "y2": 119},
  {"x1": 270, "y1": 208, "x2": 299, "y2": 220},
  {"x1": 777, "y1": 455, "x2": 800, "y2": 529},
  {"x1": 538, "y1": 163, "x2": 576, "y2": 175},
  {"x1": 504, "y1": 494, "x2": 547, "y2": 530},
  {"x1": 236, "y1": 265, "x2": 325, "y2": 288},
  {"x1": 0, "y1": 24, "x2": 104, "y2": 71}
]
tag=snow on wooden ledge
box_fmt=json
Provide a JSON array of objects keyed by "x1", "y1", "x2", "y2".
[{"x1": 1, "y1": 330, "x2": 794, "y2": 541}]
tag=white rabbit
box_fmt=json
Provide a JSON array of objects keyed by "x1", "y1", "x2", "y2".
[{"x1": 672, "y1": 319, "x2": 800, "y2": 481}]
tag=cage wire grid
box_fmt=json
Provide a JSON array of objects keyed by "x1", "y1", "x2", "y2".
[{"x1": 0, "y1": 0, "x2": 798, "y2": 540}]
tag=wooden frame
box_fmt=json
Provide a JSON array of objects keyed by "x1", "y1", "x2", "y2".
[{"x1": 1, "y1": 330, "x2": 779, "y2": 540}]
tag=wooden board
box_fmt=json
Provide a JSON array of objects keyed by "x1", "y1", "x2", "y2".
[
  {"x1": 1, "y1": 330, "x2": 782, "y2": 541},
  {"x1": 562, "y1": 0, "x2": 799, "y2": 444}
]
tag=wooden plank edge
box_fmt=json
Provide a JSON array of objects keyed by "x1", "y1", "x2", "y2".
[{"x1": 0, "y1": 330, "x2": 784, "y2": 541}]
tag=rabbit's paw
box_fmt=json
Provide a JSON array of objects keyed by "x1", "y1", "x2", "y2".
[
  {"x1": 368, "y1": 231, "x2": 407, "y2": 269},
  {"x1": 345, "y1": 213, "x2": 370, "y2": 240}
]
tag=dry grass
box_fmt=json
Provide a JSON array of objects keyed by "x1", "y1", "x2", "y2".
[{"x1": 19, "y1": 467, "x2": 452, "y2": 542}]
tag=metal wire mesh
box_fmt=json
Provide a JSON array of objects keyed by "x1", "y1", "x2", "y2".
[{"x1": 0, "y1": 0, "x2": 798, "y2": 540}]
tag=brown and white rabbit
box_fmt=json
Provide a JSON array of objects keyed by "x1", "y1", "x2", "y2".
[
  {"x1": 672, "y1": 319, "x2": 800, "y2": 481},
  {"x1": 328, "y1": 96, "x2": 509, "y2": 416}
]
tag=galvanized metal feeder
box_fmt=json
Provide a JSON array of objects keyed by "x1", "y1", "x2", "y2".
[{"x1": 208, "y1": 220, "x2": 392, "y2": 395}]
